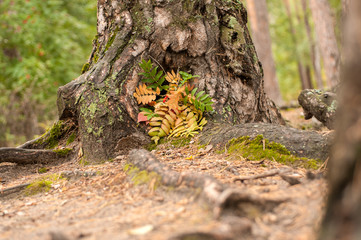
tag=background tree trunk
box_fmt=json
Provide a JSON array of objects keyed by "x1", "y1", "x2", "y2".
[
  {"x1": 301, "y1": 0, "x2": 323, "y2": 89},
  {"x1": 246, "y1": 0, "x2": 283, "y2": 106},
  {"x1": 310, "y1": 0, "x2": 340, "y2": 88},
  {"x1": 283, "y1": 0, "x2": 311, "y2": 90},
  {"x1": 319, "y1": 1, "x2": 361, "y2": 239},
  {"x1": 56, "y1": 0, "x2": 284, "y2": 162}
]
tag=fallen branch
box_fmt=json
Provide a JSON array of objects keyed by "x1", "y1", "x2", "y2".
[
  {"x1": 0, "y1": 148, "x2": 71, "y2": 164},
  {"x1": 233, "y1": 168, "x2": 291, "y2": 182}
]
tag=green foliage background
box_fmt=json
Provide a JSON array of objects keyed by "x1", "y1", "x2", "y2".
[
  {"x1": 266, "y1": 0, "x2": 342, "y2": 102},
  {"x1": 0, "y1": 0, "x2": 96, "y2": 146}
]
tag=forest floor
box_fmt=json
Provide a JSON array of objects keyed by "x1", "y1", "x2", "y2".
[{"x1": 0, "y1": 108, "x2": 328, "y2": 240}]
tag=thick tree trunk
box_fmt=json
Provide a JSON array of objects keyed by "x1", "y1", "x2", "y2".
[
  {"x1": 310, "y1": 0, "x2": 340, "y2": 88},
  {"x1": 319, "y1": 1, "x2": 361, "y2": 239},
  {"x1": 56, "y1": 0, "x2": 284, "y2": 162},
  {"x1": 246, "y1": 0, "x2": 283, "y2": 106}
]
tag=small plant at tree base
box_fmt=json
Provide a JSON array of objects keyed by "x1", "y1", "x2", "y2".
[{"x1": 134, "y1": 59, "x2": 213, "y2": 144}]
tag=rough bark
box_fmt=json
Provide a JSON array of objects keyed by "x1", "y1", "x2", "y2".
[
  {"x1": 199, "y1": 122, "x2": 333, "y2": 161},
  {"x1": 246, "y1": 0, "x2": 283, "y2": 106},
  {"x1": 310, "y1": 0, "x2": 340, "y2": 88},
  {"x1": 319, "y1": 1, "x2": 361, "y2": 239},
  {"x1": 56, "y1": 0, "x2": 284, "y2": 162},
  {"x1": 298, "y1": 89, "x2": 337, "y2": 129}
]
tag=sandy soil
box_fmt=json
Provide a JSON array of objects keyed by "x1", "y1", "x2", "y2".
[{"x1": 0, "y1": 108, "x2": 328, "y2": 240}]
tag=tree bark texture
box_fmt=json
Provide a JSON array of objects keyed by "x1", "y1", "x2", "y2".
[
  {"x1": 57, "y1": 0, "x2": 284, "y2": 162},
  {"x1": 310, "y1": 0, "x2": 340, "y2": 88},
  {"x1": 245, "y1": 0, "x2": 283, "y2": 106},
  {"x1": 320, "y1": 1, "x2": 361, "y2": 239}
]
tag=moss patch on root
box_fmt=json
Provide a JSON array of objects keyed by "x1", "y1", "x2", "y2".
[
  {"x1": 53, "y1": 148, "x2": 72, "y2": 157},
  {"x1": 25, "y1": 174, "x2": 64, "y2": 196},
  {"x1": 225, "y1": 135, "x2": 322, "y2": 169},
  {"x1": 35, "y1": 121, "x2": 68, "y2": 149},
  {"x1": 124, "y1": 164, "x2": 161, "y2": 191}
]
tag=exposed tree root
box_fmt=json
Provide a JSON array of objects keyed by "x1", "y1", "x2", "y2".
[
  {"x1": 127, "y1": 149, "x2": 287, "y2": 219},
  {"x1": 128, "y1": 149, "x2": 289, "y2": 239},
  {"x1": 200, "y1": 122, "x2": 333, "y2": 161},
  {"x1": 0, "y1": 148, "x2": 71, "y2": 165},
  {"x1": 0, "y1": 183, "x2": 30, "y2": 197}
]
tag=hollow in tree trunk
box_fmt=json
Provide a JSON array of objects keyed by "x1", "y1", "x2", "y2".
[{"x1": 56, "y1": 0, "x2": 284, "y2": 162}]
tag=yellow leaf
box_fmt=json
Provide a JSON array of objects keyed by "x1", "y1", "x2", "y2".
[{"x1": 185, "y1": 156, "x2": 193, "y2": 160}]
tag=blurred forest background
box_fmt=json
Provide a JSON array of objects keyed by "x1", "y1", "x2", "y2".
[{"x1": 0, "y1": 0, "x2": 342, "y2": 147}]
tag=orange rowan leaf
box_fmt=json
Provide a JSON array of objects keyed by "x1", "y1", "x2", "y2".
[{"x1": 133, "y1": 83, "x2": 157, "y2": 105}]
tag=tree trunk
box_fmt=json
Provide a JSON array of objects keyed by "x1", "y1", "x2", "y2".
[
  {"x1": 245, "y1": 0, "x2": 283, "y2": 106},
  {"x1": 55, "y1": 0, "x2": 284, "y2": 162},
  {"x1": 301, "y1": 0, "x2": 323, "y2": 89},
  {"x1": 310, "y1": 0, "x2": 340, "y2": 88},
  {"x1": 283, "y1": 0, "x2": 311, "y2": 90},
  {"x1": 319, "y1": 1, "x2": 361, "y2": 239}
]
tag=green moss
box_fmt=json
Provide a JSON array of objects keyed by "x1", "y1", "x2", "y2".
[
  {"x1": 25, "y1": 174, "x2": 64, "y2": 196},
  {"x1": 225, "y1": 135, "x2": 322, "y2": 169},
  {"x1": 66, "y1": 132, "x2": 76, "y2": 145},
  {"x1": 35, "y1": 121, "x2": 66, "y2": 149},
  {"x1": 221, "y1": 0, "x2": 244, "y2": 10},
  {"x1": 79, "y1": 157, "x2": 89, "y2": 166},
  {"x1": 124, "y1": 164, "x2": 161, "y2": 190},
  {"x1": 38, "y1": 167, "x2": 47, "y2": 174},
  {"x1": 145, "y1": 142, "x2": 158, "y2": 151},
  {"x1": 93, "y1": 53, "x2": 99, "y2": 63},
  {"x1": 170, "y1": 136, "x2": 192, "y2": 147},
  {"x1": 81, "y1": 62, "x2": 90, "y2": 74},
  {"x1": 105, "y1": 31, "x2": 117, "y2": 51},
  {"x1": 53, "y1": 148, "x2": 72, "y2": 156},
  {"x1": 220, "y1": 15, "x2": 246, "y2": 48}
]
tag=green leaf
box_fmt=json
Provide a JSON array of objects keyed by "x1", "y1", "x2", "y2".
[
  {"x1": 185, "y1": 86, "x2": 190, "y2": 95},
  {"x1": 158, "y1": 76, "x2": 166, "y2": 85},
  {"x1": 140, "y1": 108, "x2": 152, "y2": 113},
  {"x1": 191, "y1": 88, "x2": 197, "y2": 96},
  {"x1": 200, "y1": 94, "x2": 209, "y2": 101},
  {"x1": 150, "y1": 67, "x2": 157, "y2": 77},
  {"x1": 155, "y1": 71, "x2": 163, "y2": 81},
  {"x1": 196, "y1": 91, "x2": 205, "y2": 99}
]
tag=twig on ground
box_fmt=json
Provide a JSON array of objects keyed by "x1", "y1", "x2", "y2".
[{"x1": 233, "y1": 168, "x2": 292, "y2": 183}]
